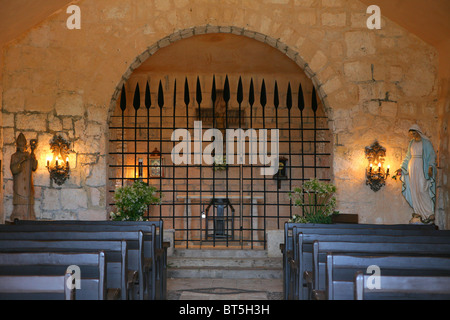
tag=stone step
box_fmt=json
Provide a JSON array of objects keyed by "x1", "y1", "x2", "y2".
[
  {"x1": 168, "y1": 266, "x2": 283, "y2": 279},
  {"x1": 169, "y1": 256, "x2": 282, "y2": 269},
  {"x1": 171, "y1": 249, "x2": 268, "y2": 258},
  {"x1": 168, "y1": 249, "x2": 282, "y2": 279}
]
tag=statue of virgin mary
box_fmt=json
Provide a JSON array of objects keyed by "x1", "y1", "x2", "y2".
[{"x1": 400, "y1": 124, "x2": 436, "y2": 224}]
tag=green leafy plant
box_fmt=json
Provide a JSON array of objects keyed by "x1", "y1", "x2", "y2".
[
  {"x1": 110, "y1": 180, "x2": 161, "y2": 221},
  {"x1": 289, "y1": 178, "x2": 339, "y2": 224}
]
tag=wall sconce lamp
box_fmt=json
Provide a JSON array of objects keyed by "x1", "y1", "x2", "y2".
[
  {"x1": 46, "y1": 135, "x2": 71, "y2": 186},
  {"x1": 365, "y1": 141, "x2": 390, "y2": 192}
]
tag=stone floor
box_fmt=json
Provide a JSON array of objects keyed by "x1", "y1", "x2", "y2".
[{"x1": 167, "y1": 278, "x2": 284, "y2": 300}]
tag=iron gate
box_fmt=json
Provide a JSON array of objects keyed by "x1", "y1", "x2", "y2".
[{"x1": 108, "y1": 75, "x2": 332, "y2": 249}]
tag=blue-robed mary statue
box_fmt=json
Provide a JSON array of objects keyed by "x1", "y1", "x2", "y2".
[{"x1": 399, "y1": 124, "x2": 436, "y2": 224}]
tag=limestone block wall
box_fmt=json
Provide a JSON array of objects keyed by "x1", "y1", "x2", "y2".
[{"x1": 0, "y1": 0, "x2": 445, "y2": 227}]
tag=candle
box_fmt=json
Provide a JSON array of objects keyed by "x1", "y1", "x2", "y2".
[
  {"x1": 47, "y1": 157, "x2": 51, "y2": 167},
  {"x1": 56, "y1": 156, "x2": 59, "y2": 167},
  {"x1": 66, "y1": 156, "x2": 69, "y2": 167},
  {"x1": 378, "y1": 163, "x2": 381, "y2": 173},
  {"x1": 387, "y1": 165, "x2": 390, "y2": 175},
  {"x1": 369, "y1": 164, "x2": 373, "y2": 173}
]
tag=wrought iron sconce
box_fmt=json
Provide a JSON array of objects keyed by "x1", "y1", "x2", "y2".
[
  {"x1": 46, "y1": 135, "x2": 71, "y2": 186},
  {"x1": 365, "y1": 141, "x2": 390, "y2": 192},
  {"x1": 273, "y1": 156, "x2": 288, "y2": 189}
]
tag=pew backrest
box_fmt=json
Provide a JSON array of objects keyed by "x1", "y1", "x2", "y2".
[
  {"x1": 14, "y1": 220, "x2": 165, "y2": 250},
  {"x1": 0, "y1": 231, "x2": 145, "y2": 298},
  {"x1": 313, "y1": 241, "x2": 450, "y2": 292},
  {"x1": 282, "y1": 222, "x2": 446, "y2": 300},
  {"x1": 0, "y1": 251, "x2": 106, "y2": 300},
  {"x1": 354, "y1": 272, "x2": 450, "y2": 300},
  {"x1": 328, "y1": 255, "x2": 450, "y2": 300},
  {"x1": 0, "y1": 273, "x2": 75, "y2": 300},
  {"x1": 0, "y1": 240, "x2": 127, "y2": 300},
  {"x1": 293, "y1": 232, "x2": 450, "y2": 299}
]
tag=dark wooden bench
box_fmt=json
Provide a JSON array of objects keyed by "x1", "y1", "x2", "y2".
[
  {"x1": 293, "y1": 232, "x2": 450, "y2": 300},
  {"x1": 14, "y1": 219, "x2": 169, "y2": 299},
  {"x1": 354, "y1": 272, "x2": 450, "y2": 300},
  {"x1": 0, "y1": 230, "x2": 152, "y2": 299},
  {"x1": 0, "y1": 239, "x2": 129, "y2": 300},
  {"x1": 286, "y1": 226, "x2": 450, "y2": 300},
  {"x1": 326, "y1": 255, "x2": 450, "y2": 300},
  {"x1": 0, "y1": 251, "x2": 106, "y2": 300},
  {"x1": 0, "y1": 273, "x2": 75, "y2": 300},
  {"x1": 281, "y1": 222, "x2": 441, "y2": 299},
  {"x1": 311, "y1": 241, "x2": 450, "y2": 300},
  {"x1": 1, "y1": 223, "x2": 161, "y2": 299}
]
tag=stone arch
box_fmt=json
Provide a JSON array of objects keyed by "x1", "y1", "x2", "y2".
[
  {"x1": 106, "y1": 25, "x2": 334, "y2": 124},
  {"x1": 105, "y1": 26, "x2": 335, "y2": 237}
]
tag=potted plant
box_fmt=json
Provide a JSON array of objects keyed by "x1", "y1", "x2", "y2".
[
  {"x1": 213, "y1": 155, "x2": 227, "y2": 171},
  {"x1": 110, "y1": 180, "x2": 161, "y2": 221},
  {"x1": 289, "y1": 178, "x2": 339, "y2": 224}
]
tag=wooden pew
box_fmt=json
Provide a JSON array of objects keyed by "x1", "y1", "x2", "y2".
[
  {"x1": 354, "y1": 272, "x2": 450, "y2": 300},
  {"x1": 14, "y1": 220, "x2": 169, "y2": 299},
  {"x1": 0, "y1": 273, "x2": 75, "y2": 300},
  {"x1": 0, "y1": 230, "x2": 152, "y2": 300},
  {"x1": 326, "y1": 255, "x2": 450, "y2": 300},
  {"x1": 287, "y1": 226, "x2": 450, "y2": 300},
  {"x1": 0, "y1": 251, "x2": 106, "y2": 300},
  {"x1": 294, "y1": 232, "x2": 450, "y2": 300},
  {"x1": 1, "y1": 223, "x2": 161, "y2": 299},
  {"x1": 281, "y1": 222, "x2": 441, "y2": 299},
  {"x1": 0, "y1": 239, "x2": 128, "y2": 300},
  {"x1": 311, "y1": 241, "x2": 450, "y2": 300}
]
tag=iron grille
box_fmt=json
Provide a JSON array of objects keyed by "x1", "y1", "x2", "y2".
[{"x1": 108, "y1": 75, "x2": 332, "y2": 249}]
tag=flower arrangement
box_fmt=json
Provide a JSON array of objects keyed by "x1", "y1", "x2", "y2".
[
  {"x1": 289, "y1": 178, "x2": 339, "y2": 224},
  {"x1": 213, "y1": 155, "x2": 227, "y2": 171},
  {"x1": 110, "y1": 180, "x2": 161, "y2": 221}
]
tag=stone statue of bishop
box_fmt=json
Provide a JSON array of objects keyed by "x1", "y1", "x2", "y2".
[{"x1": 10, "y1": 133, "x2": 38, "y2": 221}]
